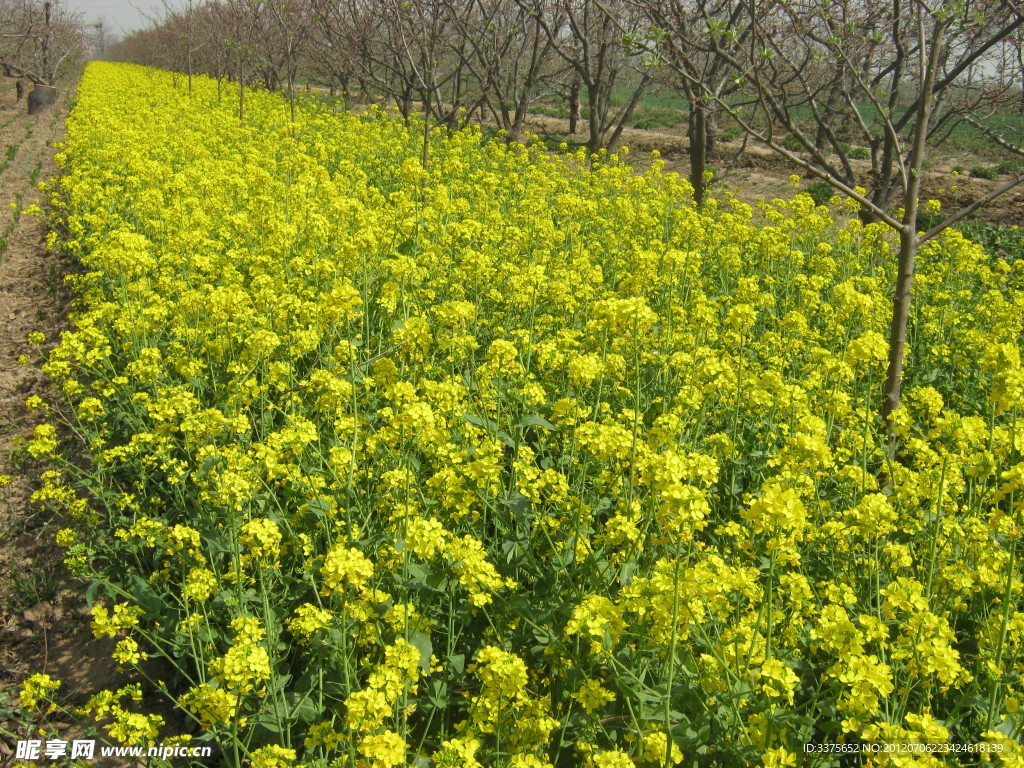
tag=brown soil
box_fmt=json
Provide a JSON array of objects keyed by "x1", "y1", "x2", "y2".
[{"x1": 0, "y1": 76, "x2": 127, "y2": 763}]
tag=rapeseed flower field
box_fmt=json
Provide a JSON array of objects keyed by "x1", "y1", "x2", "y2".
[{"x1": 19, "y1": 61, "x2": 1024, "y2": 767}]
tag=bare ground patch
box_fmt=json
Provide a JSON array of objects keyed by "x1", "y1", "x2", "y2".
[{"x1": 0, "y1": 80, "x2": 130, "y2": 762}]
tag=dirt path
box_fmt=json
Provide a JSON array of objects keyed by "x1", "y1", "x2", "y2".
[
  {"x1": 0, "y1": 79, "x2": 124, "y2": 760},
  {"x1": 0, "y1": 78, "x2": 72, "y2": 662}
]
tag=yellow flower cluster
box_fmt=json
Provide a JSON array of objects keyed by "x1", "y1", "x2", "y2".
[
  {"x1": 18, "y1": 674, "x2": 61, "y2": 711},
  {"x1": 250, "y1": 745, "x2": 304, "y2": 768},
  {"x1": 240, "y1": 517, "x2": 283, "y2": 561},
  {"x1": 183, "y1": 567, "x2": 218, "y2": 601},
  {"x1": 571, "y1": 678, "x2": 616, "y2": 713},
  {"x1": 286, "y1": 602, "x2": 333, "y2": 643},
  {"x1": 357, "y1": 730, "x2": 407, "y2": 768},
  {"x1": 210, "y1": 617, "x2": 271, "y2": 695},
  {"x1": 32, "y1": 61, "x2": 1024, "y2": 767},
  {"x1": 321, "y1": 543, "x2": 375, "y2": 594},
  {"x1": 180, "y1": 683, "x2": 239, "y2": 728},
  {"x1": 78, "y1": 684, "x2": 164, "y2": 746},
  {"x1": 345, "y1": 638, "x2": 422, "y2": 732},
  {"x1": 90, "y1": 602, "x2": 143, "y2": 638}
]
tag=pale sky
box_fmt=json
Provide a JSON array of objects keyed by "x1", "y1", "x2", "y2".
[{"x1": 66, "y1": 0, "x2": 171, "y2": 38}]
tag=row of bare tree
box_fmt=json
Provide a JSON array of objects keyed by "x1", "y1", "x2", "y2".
[
  {"x1": 1, "y1": 0, "x2": 89, "y2": 88},
  {"x1": 109, "y1": 1, "x2": 666, "y2": 156},
  {"x1": 88, "y1": 0, "x2": 1024, "y2": 425}
]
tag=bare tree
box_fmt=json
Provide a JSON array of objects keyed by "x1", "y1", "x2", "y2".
[
  {"x1": 518, "y1": 0, "x2": 659, "y2": 153},
  {"x1": 648, "y1": 0, "x2": 1024, "y2": 427},
  {"x1": 209, "y1": 0, "x2": 265, "y2": 120},
  {"x1": 255, "y1": 0, "x2": 313, "y2": 121},
  {"x1": 320, "y1": 0, "x2": 423, "y2": 117},
  {"x1": 305, "y1": 0, "x2": 371, "y2": 102},
  {"x1": 88, "y1": 17, "x2": 107, "y2": 57},
  {"x1": 305, "y1": 0, "x2": 564, "y2": 144},
  {"x1": 385, "y1": 0, "x2": 484, "y2": 130},
  {"x1": 159, "y1": 0, "x2": 206, "y2": 92},
  {"x1": 443, "y1": 0, "x2": 565, "y2": 142},
  {"x1": 631, "y1": 0, "x2": 752, "y2": 202},
  {"x1": 191, "y1": 3, "x2": 235, "y2": 100},
  {"x1": 0, "y1": 0, "x2": 86, "y2": 98}
]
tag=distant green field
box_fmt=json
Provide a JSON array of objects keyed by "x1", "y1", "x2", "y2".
[
  {"x1": 957, "y1": 220, "x2": 1024, "y2": 261},
  {"x1": 536, "y1": 82, "x2": 1024, "y2": 160}
]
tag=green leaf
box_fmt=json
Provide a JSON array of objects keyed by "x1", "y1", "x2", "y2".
[
  {"x1": 250, "y1": 713, "x2": 281, "y2": 734},
  {"x1": 409, "y1": 631, "x2": 433, "y2": 674},
  {"x1": 305, "y1": 497, "x2": 333, "y2": 517},
  {"x1": 618, "y1": 560, "x2": 638, "y2": 585},
  {"x1": 502, "y1": 538, "x2": 523, "y2": 564},
  {"x1": 517, "y1": 414, "x2": 557, "y2": 431},
  {"x1": 267, "y1": 673, "x2": 293, "y2": 696},
  {"x1": 404, "y1": 563, "x2": 444, "y2": 592},
  {"x1": 129, "y1": 575, "x2": 162, "y2": 617},
  {"x1": 427, "y1": 679, "x2": 448, "y2": 707},
  {"x1": 500, "y1": 492, "x2": 532, "y2": 517},
  {"x1": 85, "y1": 580, "x2": 109, "y2": 608},
  {"x1": 532, "y1": 623, "x2": 555, "y2": 646},
  {"x1": 995, "y1": 716, "x2": 1016, "y2": 737},
  {"x1": 196, "y1": 454, "x2": 222, "y2": 478},
  {"x1": 463, "y1": 412, "x2": 498, "y2": 431},
  {"x1": 555, "y1": 544, "x2": 575, "y2": 569},
  {"x1": 286, "y1": 691, "x2": 323, "y2": 723}
]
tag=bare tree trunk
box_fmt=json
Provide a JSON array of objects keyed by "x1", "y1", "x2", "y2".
[
  {"x1": 288, "y1": 72, "x2": 296, "y2": 124},
  {"x1": 568, "y1": 78, "x2": 580, "y2": 135},
  {"x1": 881, "y1": 12, "x2": 945, "y2": 429},
  {"x1": 421, "y1": 91, "x2": 431, "y2": 170},
  {"x1": 587, "y1": 85, "x2": 602, "y2": 154},
  {"x1": 862, "y1": 184, "x2": 898, "y2": 224},
  {"x1": 605, "y1": 73, "x2": 651, "y2": 151},
  {"x1": 400, "y1": 84, "x2": 413, "y2": 119},
  {"x1": 510, "y1": 101, "x2": 528, "y2": 143},
  {"x1": 238, "y1": 53, "x2": 245, "y2": 122},
  {"x1": 356, "y1": 77, "x2": 371, "y2": 104},
  {"x1": 42, "y1": 1, "x2": 51, "y2": 82},
  {"x1": 815, "y1": 122, "x2": 829, "y2": 151},
  {"x1": 705, "y1": 109, "x2": 717, "y2": 153},
  {"x1": 688, "y1": 102, "x2": 707, "y2": 205},
  {"x1": 882, "y1": 227, "x2": 917, "y2": 422}
]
